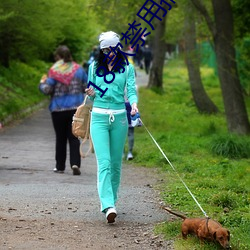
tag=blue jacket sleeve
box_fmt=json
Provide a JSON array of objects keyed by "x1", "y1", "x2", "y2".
[
  {"x1": 75, "y1": 67, "x2": 88, "y2": 84},
  {"x1": 39, "y1": 77, "x2": 56, "y2": 95}
]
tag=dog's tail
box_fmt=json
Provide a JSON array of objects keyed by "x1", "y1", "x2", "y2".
[{"x1": 162, "y1": 206, "x2": 187, "y2": 220}]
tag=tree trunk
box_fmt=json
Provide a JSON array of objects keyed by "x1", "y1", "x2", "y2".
[
  {"x1": 212, "y1": 0, "x2": 250, "y2": 134},
  {"x1": 147, "y1": 9, "x2": 167, "y2": 90},
  {"x1": 184, "y1": 5, "x2": 218, "y2": 114},
  {"x1": 191, "y1": 0, "x2": 250, "y2": 134}
]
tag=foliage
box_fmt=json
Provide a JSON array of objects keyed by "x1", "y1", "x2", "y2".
[
  {"x1": 164, "y1": 1, "x2": 184, "y2": 44},
  {"x1": 128, "y1": 58, "x2": 250, "y2": 249},
  {"x1": 232, "y1": 0, "x2": 250, "y2": 95},
  {"x1": 165, "y1": 0, "x2": 212, "y2": 44},
  {"x1": 0, "y1": 0, "x2": 100, "y2": 66},
  {"x1": 236, "y1": 37, "x2": 250, "y2": 95},
  {"x1": 210, "y1": 134, "x2": 250, "y2": 159},
  {"x1": 0, "y1": 60, "x2": 49, "y2": 122},
  {"x1": 91, "y1": 0, "x2": 151, "y2": 46},
  {"x1": 232, "y1": 0, "x2": 250, "y2": 39}
]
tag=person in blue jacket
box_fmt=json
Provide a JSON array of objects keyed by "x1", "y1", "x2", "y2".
[
  {"x1": 39, "y1": 45, "x2": 87, "y2": 175},
  {"x1": 85, "y1": 31, "x2": 138, "y2": 223}
]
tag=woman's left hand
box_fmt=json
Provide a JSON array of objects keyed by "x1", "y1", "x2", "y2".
[{"x1": 131, "y1": 103, "x2": 138, "y2": 116}]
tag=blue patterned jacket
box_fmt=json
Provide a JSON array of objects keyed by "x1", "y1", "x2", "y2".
[{"x1": 39, "y1": 67, "x2": 87, "y2": 112}]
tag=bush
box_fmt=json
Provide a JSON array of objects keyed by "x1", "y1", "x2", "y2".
[
  {"x1": 0, "y1": 60, "x2": 48, "y2": 122},
  {"x1": 210, "y1": 191, "x2": 237, "y2": 209},
  {"x1": 210, "y1": 135, "x2": 250, "y2": 159}
]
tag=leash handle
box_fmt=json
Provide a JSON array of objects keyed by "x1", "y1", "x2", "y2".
[{"x1": 139, "y1": 118, "x2": 209, "y2": 218}]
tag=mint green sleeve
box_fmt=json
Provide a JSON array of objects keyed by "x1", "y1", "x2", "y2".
[
  {"x1": 126, "y1": 64, "x2": 138, "y2": 105},
  {"x1": 87, "y1": 62, "x2": 95, "y2": 101}
]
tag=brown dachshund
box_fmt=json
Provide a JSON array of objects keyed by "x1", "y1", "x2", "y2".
[{"x1": 162, "y1": 207, "x2": 231, "y2": 249}]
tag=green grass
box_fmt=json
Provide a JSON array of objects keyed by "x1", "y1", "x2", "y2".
[
  {"x1": 129, "y1": 58, "x2": 250, "y2": 250},
  {"x1": 0, "y1": 60, "x2": 50, "y2": 123}
]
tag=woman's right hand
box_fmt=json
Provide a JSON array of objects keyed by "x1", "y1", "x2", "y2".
[
  {"x1": 131, "y1": 103, "x2": 138, "y2": 116},
  {"x1": 40, "y1": 74, "x2": 47, "y2": 83},
  {"x1": 85, "y1": 87, "x2": 95, "y2": 97}
]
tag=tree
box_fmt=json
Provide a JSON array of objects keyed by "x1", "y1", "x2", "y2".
[
  {"x1": 93, "y1": 0, "x2": 178, "y2": 91},
  {"x1": 148, "y1": 0, "x2": 177, "y2": 90},
  {"x1": 232, "y1": 0, "x2": 250, "y2": 96},
  {"x1": 92, "y1": 0, "x2": 146, "y2": 35},
  {"x1": 0, "y1": 0, "x2": 58, "y2": 66},
  {"x1": 191, "y1": 0, "x2": 250, "y2": 134},
  {"x1": 232, "y1": 0, "x2": 250, "y2": 39},
  {"x1": 148, "y1": 10, "x2": 167, "y2": 90},
  {"x1": 184, "y1": 1, "x2": 218, "y2": 114},
  {"x1": 0, "y1": 0, "x2": 99, "y2": 66}
]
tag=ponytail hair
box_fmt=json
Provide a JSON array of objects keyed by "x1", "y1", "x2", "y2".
[{"x1": 54, "y1": 45, "x2": 73, "y2": 63}]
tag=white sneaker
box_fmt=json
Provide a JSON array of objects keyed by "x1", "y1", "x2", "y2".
[
  {"x1": 53, "y1": 168, "x2": 64, "y2": 173},
  {"x1": 105, "y1": 207, "x2": 117, "y2": 223},
  {"x1": 127, "y1": 152, "x2": 133, "y2": 160}
]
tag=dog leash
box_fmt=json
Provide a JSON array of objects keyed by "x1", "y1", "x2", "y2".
[{"x1": 139, "y1": 118, "x2": 209, "y2": 218}]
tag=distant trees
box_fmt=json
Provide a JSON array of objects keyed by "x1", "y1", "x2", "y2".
[
  {"x1": 148, "y1": 0, "x2": 177, "y2": 90},
  {"x1": 94, "y1": 0, "x2": 173, "y2": 91},
  {"x1": 191, "y1": 0, "x2": 250, "y2": 134},
  {"x1": 147, "y1": 8, "x2": 168, "y2": 89},
  {"x1": 147, "y1": 0, "x2": 249, "y2": 133},
  {"x1": 94, "y1": 0, "x2": 250, "y2": 134},
  {"x1": 1, "y1": 0, "x2": 249, "y2": 134},
  {"x1": 232, "y1": 0, "x2": 250, "y2": 96},
  {"x1": 0, "y1": 0, "x2": 98, "y2": 67}
]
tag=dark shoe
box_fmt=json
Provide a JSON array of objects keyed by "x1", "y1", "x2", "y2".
[
  {"x1": 72, "y1": 165, "x2": 81, "y2": 175},
  {"x1": 106, "y1": 207, "x2": 117, "y2": 223},
  {"x1": 53, "y1": 168, "x2": 64, "y2": 173}
]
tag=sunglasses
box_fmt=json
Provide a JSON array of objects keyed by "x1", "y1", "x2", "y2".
[{"x1": 102, "y1": 47, "x2": 118, "y2": 55}]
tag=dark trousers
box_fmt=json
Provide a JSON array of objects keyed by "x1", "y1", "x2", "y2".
[
  {"x1": 127, "y1": 127, "x2": 134, "y2": 152},
  {"x1": 51, "y1": 110, "x2": 80, "y2": 171},
  {"x1": 144, "y1": 59, "x2": 151, "y2": 74},
  {"x1": 125, "y1": 102, "x2": 135, "y2": 153}
]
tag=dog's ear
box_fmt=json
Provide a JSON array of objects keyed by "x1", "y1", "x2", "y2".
[
  {"x1": 213, "y1": 231, "x2": 217, "y2": 240},
  {"x1": 227, "y1": 230, "x2": 230, "y2": 240}
]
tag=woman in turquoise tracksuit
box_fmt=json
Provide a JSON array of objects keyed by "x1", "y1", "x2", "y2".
[{"x1": 86, "y1": 31, "x2": 138, "y2": 223}]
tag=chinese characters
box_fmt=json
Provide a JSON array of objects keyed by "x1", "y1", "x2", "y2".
[{"x1": 88, "y1": 0, "x2": 176, "y2": 97}]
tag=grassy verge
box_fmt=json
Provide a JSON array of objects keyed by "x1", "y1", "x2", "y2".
[
  {"x1": 129, "y1": 58, "x2": 250, "y2": 250},
  {"x1": 0, "y1": 60, "x2": 50, "y2": 124}
]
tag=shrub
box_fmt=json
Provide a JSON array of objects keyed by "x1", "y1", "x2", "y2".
[
  {"x1": 210, "y1": 191, "x2": 237, "y2": 209},
  {"x1": 210, "y1": 135, "x2": 250, "y2": 159}
]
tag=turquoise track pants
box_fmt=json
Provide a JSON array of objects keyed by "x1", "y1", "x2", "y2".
[{"x1": 90, "y1": 111, "x2": 128, "y2": 212}]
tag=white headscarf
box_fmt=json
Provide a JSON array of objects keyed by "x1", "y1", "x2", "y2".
[{"x1": 99, "y1": 31, "x2": 120, "y2": 49}]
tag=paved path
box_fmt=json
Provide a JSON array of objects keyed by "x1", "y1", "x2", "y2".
[
  {"x1": 135, "y1": 68, "x2": 149, "y2": 88},
  {"x1": 0, "y1": 106, "x2": 164, "y2": 224},
  {"x1": 0, "y1": 72, "x2": 174, "y2": 249}
]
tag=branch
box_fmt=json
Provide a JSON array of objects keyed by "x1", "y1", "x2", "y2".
[{"x1": 190, "y1": 0, "x2": 216, "y2": 37}]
